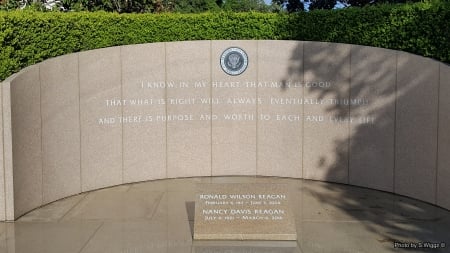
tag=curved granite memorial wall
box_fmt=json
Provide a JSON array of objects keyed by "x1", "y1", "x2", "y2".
[{"x1": 0, "y1": 40, "x2": 449, "y2": 220}]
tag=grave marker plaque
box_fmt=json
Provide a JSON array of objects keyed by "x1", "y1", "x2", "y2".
[{"x1": 193, "y1": 183, "x2": 297, "y2": 240}]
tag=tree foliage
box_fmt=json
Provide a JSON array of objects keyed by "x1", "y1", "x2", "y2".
[
  {"x1": 222, "y1": 0, "x2": 269, "y2": 12},
  {"x1": 272, "y1": 0, "x2": 305, "y2": 12},
  {"x1": 2, "y1": 0, "x2": 444, "y2": 11},
  {"x1": 308, "y1": 0, "x2": 431, "y2": 10},
  {"x1": 287, "y1": 0, "x2": 304, "y2": 11},
  {"x1": 1, "y1": 0, "x2": 274, "y2": 12},
  {"x1": 309, "y1": 0, "x2": 337, "y2": 10},
  {"x1": 174, "y1": 0, "x2": 219, "y2": 13}
]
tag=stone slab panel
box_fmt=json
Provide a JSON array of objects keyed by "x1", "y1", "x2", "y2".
[
  {"x1": 166, "y1": 191, "x2": 194, "y2": 250},
  {"x1": 79, "y1": 47, "x2": 123, "y2": 192},
  {"x1": 3, "y1": 40, "x2": 450, "y2": 218},
  {"x1": 166, "y1": 41, "x2": 212, "y2": 178},
  {"x1": 78, "y1": 221, "x2": 168, "y2": 253},
  {"x1": 303, "y1": 42, "x2": 350, "y2": 183},
  {"x1": 257, "y1": 41, "x2": 303, "y2": 178},
  {"x1": 349, "y1": 46, "x2": 396, "y2": 192},
  {"x1": 192, "y1": 241, "x2": 299, "y2": 253},
  {"x1": 211, "y1": 41, "x2": 257, "y2": 176},
  {"x1": 11, "y1": 222, "x2": 102, "y2": 253},
  {"x1": 2, "y1": 80, "x2": 14, "y2": 220},
  {"x1": 18, "y1": 193, "x2": 86, "y2": 222},
  {"x1": 40, "y1": 54, "x2": 81, "y2": 204},
  {"x1": 0, "y1": 80, "x2": 4, "y2": 221},
  {"x1": 61, "y1": 189, "x2": 162, "y2": 221},
  {"x1": 122, "y1": 43, "x2": 167, "y2": 183},
  {"x1": 193, "y1": 183, "x2": 297, "y2": 240},
  {"x1": 438, "y1": 63, "x2": 450, "y2": 210},
  {"x1": 10, "y1": 65, "x2": 43, "y2": 217},
  {"x1": 395, "y1": 53, "x2": 439, "y2": 203}
]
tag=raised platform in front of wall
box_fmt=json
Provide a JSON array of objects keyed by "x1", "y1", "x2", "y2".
[{"x1": 0, "y1": 40, "x2": 449, "y2": 221}]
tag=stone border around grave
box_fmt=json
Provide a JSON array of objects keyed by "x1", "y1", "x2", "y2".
[{"x1": 0, "y1": 40, "x2": 449, "y2": 221}]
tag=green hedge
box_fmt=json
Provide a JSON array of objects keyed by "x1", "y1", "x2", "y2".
[{"x1": 1, "y1": 2, "x2": 449, "y2": 80}]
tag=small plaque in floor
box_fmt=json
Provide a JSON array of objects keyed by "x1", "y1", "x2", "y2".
[{"x1": 193, "y1": 183, "x2": 297, "y2": 241}]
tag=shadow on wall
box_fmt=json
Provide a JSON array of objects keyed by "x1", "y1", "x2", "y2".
[{"x1": 282, "y1": 42, "x2": 450, "y2": 250}]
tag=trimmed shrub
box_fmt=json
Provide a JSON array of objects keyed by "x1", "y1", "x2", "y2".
[{"x1": 1, "y1": 2, "x2": 449, "y2": 80}]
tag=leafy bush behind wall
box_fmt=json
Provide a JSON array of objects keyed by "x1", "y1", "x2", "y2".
[{"x1": 0, "y1": 2, "x2": 449, "y2": 80}]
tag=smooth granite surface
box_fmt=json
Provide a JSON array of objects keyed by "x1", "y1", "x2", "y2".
[
  {"x1": 0, "y1": 79, "x2": 4, "y2": 221},
  {"x1": 438, "y1": 63, "x2": 450, "y2": 210},
  {"x1": 1, "y1": 177, "x2": 448, "y2": 253},
  {"x1": 1, "y1": 80, "x2": 13, "y2": 221},
  {"x1": 1, "y1": 41, "x2": 450, "y2": 221},
  {"x1": 211, "y1": 40, "x2": 258, "y2": 176},
  {"x1": 194, "y1": 183, "x2": 297, "y2": 240},
  {"x1": 40, "y1": 53, "x2": 81, "y2": 204},
  {"x1": 257, "y1": 40, "x2": 303, "y2": 178},
  {"x1": 121, "y1": 43, "x2": 167, "y2": 183},
  {"x1": 348, "y1": 46, "x2": 396, "y2": 192},
  {"x1": 302, "y1": 42, "x2": 350, "y2": 184},
  {"x1": 166, "y1": 41, "x2": 212, "y2": 178},
  {"x1": 395, "y1": 53, "x2": 439, "y2": 203},
  {"x1": 79, "y1": 47, "x2": 123, "y2": 192},
  {"x1": 10, "y1": 65, "x2": 43, "y2": 218}
]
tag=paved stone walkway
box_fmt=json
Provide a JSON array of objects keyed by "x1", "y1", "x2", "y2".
[{"x1": 1, "y1": 177, "x2": 449, "y2": 253}]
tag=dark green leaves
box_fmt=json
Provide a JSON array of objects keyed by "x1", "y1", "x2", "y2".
[{"x1": 0, "y1": 1, "x2": 449, "y2": 80}]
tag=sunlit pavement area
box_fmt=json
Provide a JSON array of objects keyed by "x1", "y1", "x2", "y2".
[{"x1": 0, "y1": 176, "x2": 449, "y2": 253}]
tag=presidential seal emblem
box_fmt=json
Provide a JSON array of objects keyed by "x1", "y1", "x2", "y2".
[{"x1": 220, "y1": 47, "x2": 248, "y2": 76}]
